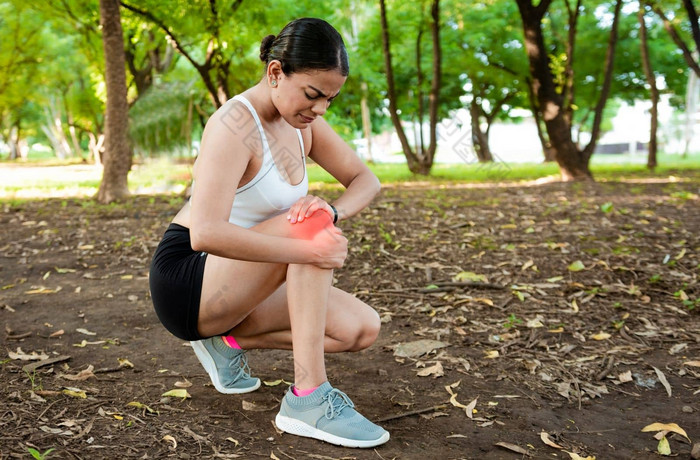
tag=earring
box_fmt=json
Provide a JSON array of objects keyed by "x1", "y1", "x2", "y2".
[{"x1": 271, "y1": 80, "x2": 277, "y2": 87}]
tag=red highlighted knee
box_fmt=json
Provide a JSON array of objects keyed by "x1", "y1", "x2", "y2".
[{"x1": 288, "y1": 210, "x2": 334, "y2": 240}]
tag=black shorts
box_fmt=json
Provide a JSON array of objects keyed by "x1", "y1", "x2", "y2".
[{"x1": 149, "y1": 223, "x2": 207, "y2": 341}]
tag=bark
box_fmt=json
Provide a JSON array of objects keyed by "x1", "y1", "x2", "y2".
[
  {"x1": 682, "y1": 0, "x2": 700, "y2": 54},
  {"x1": 581, "y1": 0, "x2": 623, "y2": 162},
  {"x1": 416, "y1": 21, "x2": 425, "y2": 158},
  {"x1": 469, "y1": 99, "x2": 493, "y2": 162},
  {"x1": 379, "y1": 0, "x2": 421, "y2": 173},
  {"x1": 360, "y1": 82, "x2": 374, "y2": 163},
  {"x1": 526, "y1": 79, "x2": 556, "y2": 161},
  {"x1": 639, "y1": 2, "x2": 658, "y2": 169},
  {"x1": 562, "y1": 0, "x2": 582, "y2": 123},
  {"x1": 425, "y1": 0, "x2": 441, "y2": 167},
  {"x1": 97, "y1": 0, "x2": 131, "y2": 203},
  {"x1": 516, "y1": 0, "x2": 591, "y2": 181}
]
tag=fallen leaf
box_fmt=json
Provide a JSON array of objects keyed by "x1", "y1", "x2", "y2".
[
  {"x1": 127, "y1": 401, "x2": 157, "y2": 414},
  {"x1": 571, "y1": 299, "x2": 579, "y2": 313},
  {"x1": 162, "y1": 389, "x2": 191, "y2": 399},
  {"x1": 541, "y1": 431, "x2": 564, "y2": 449},
  {"x1": 590, "y1": 332, "x2": 611, "y2": 341},
  {"x1": 652, "y1": 367, "x2": 672, "y2": 397},
  {"x1": 618, "y1": 371, "x2": 633, "y2": 383},
  {"x1": 270, "y1": 453, "x2": 280, "y2": 460},
  {"x1": 566, "y1": 452, "x2": 596, "y2": 460},
  {"x1": 393, "y1": 339, "x2": 449, "y2": 358},
  {"x1": 568, "y1": 261, "x2": 586, "y2": 272},
  {"x1": 641, "y1": 422, "x2": 689, "y2": 440},
  {"x1": 174, "y1": 380, "x2": 192, "y2": 388},
  {"x1": 76, "y1": 328, "x2": 96, "y2": 336},
  {"x1": 49, "y1": 329, "x2": 65, "y2": 337},
  {"x1": 683, "y1": 361, "x2": 700, "y2": 368},
  {"x1": 484, "y1": 350, "x2": 499, "y2": 359},
  {"x1": 8, "y1": 348, "x2": 49, "y2": 361},
  {"x1": 454, "y1": 271, "x2": 488, "y2": 282},
  {"x1": 62, "y1": 389, "x2": 87, "y2": 399},
  {"x1": 658, "y1": 436, "x2": 671, "y2": 456},
  {"x1": 118, "y1": 358, "x2": 134, "y2": 368},
  {"x1": 465, "y1": 397, "x2": 478, "y2": 419},
  {"x1": 417, "y1": 362, "x2": 444, "y2": 378},
  {"x1": 60, "y1": 365, "x2": 96, "y2": 381},
  {"x1": 73, "y1": 340, "x2": 106, "y2": 348},
  {"x1": 162, "y1": 435, "x2": 177, "y2": 449},
  {"x1": 263, "y1": 379, "x2": 291, "y2": 387},
  {"x1": 495, "y1": 442, "x2": 531, "y2": 456},
  {"x1": 226, "y1": 437, "x2": 239, "y2": 447},
  {"x1": 242, "y1": 400, "x2": 275, "y2": 411}
]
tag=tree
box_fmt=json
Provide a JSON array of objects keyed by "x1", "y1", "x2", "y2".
[
  {"x1": 379, "y1": 0, "x2": 442, "y2": 175},
  {"x1": 96, "y1": 0, "x2": 131, "y2": 203},
  {"x1": 515, "y1": 0, "x2": 623, "y2": 181},
  {"x1": 648, "y1": 0, "x2": 700, "y2": 78},
  {"x1": 639, "y1": 2, "x2": 659, "y2": 169}
]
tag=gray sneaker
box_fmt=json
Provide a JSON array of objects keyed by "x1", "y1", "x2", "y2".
[
  {"x1": 275, "y1": 382, "x2": 390, "y2": 448},
  {"x1": 190, "y1": 337, "x2": 261, "y2": 394}
]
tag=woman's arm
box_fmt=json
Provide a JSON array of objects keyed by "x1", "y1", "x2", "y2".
[
  {"x1": 188, "y1": 102, "x2": 319, "y2": 265},
  {"x1": 305, "y1": 117, "x2": 381, "y2": 222}
]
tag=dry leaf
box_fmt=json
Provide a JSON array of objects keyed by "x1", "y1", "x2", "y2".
[
  {"x1": 242, "y1": 400, "x2": 275, "y2": 412},
  {"x1": 465, "y1": 397, "x2": 478, "y2": 419},
  {"x1": 118, "y1": 358, "x2": 134, "y2": 368},
  {"x1": 162, "y1": 435, "x2": 177, "y2": 449},
  {"x1": 417, "y1": 362, "x2": 444, "y2": 378},
  {"x1": 270, "y1": 453, "x2": 280, "y2": 460},
  {"x1": 484, "y1": 350, "x2": 499, "y2": 359},
  {"x1": 62, "y1": 389, "x2": 87, "y2": 399},
  {"x1": 49, "y1": 329, "x2": 65, "y2": 337},
  {"x1": 590, "y1": 332, "x2": 611, "y2": 341},
  {"x1": 76, "y1": 328, "x2": 96, "y2": 336},
  {"x1": 174, "y1": 380, "x2": 192, "y2": 388},
  {"x1": 567, "y1": 453, "x2": 596, "y2": 460},
  {"x1": 618, "y1": 371, "x2": 633, "y2": 383},
  {"x1": 162, "y1": 389, "x2": 191, "y2": 399},
  {"x1": 652, "y1": 367, "x2": 672, "y2": 397},
  {"x1": 495, "y1": 442, "x2": 531, "y2": 456},
  {"x1": 541, "y1": 431, "x2": 564, "y2": 449},
  {"x1": 393, "y1": 339, "x2": 449, "y2": 358},
  {"x1": 226, "y1": 437, "x2": 239, "y2": 447},
  {"x1": 60, "y1": 365, "x2": 96, "y2": 381},
  {"x1": 641, "y1": 422, "x2": 689, "y2": 440},
  {"x1": 8, "y1": 348, "x2": 49, "y2": 361},
  {"x1": 683, "y1": 361, "x2": 700, "y2": 368}
]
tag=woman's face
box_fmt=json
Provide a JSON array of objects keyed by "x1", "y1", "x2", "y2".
[{"x1": 271, "y1": 68, "x2": 347, "y2": 129}]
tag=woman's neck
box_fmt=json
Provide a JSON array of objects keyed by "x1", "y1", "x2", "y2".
[{"x1": 243, "y1": 81, "x2": 282, "y2": 125}]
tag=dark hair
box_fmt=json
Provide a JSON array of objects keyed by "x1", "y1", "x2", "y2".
[{"x1": 259, "y1": 18, "x2": 349, "y2": 76}]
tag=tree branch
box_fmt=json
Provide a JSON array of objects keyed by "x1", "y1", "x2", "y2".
[{"x1": 649, "y1": 1, "x2": 700, "y2": 77}]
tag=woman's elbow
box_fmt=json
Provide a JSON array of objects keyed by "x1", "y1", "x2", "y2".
[{"x1": 189, "y1": 224, "x2": 213, "y2": 252}]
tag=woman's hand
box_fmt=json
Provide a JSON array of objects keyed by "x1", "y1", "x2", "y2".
[
  {"x1": 287, "y1": 195, "x2": 334, "y2": 224},
  {"x1": 309, "y1": 223, "x2": 348, "y2": 269}
]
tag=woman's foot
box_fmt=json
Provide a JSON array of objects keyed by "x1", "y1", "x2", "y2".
[
  {"x1": 190, "y1": 337, "x2": 261, "y2": 394},
  {"x1": 275, "y1": 382, "x2": 390, "y2": 448}
]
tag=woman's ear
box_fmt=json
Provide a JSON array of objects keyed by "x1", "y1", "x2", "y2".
[{"x1": 267, "y1": 60, "x2": 284, "y2": 86}]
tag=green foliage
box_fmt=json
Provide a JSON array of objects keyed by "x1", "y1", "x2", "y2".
[{"x1": 27, "y1": 448, "x2": 55, "y2": 460}]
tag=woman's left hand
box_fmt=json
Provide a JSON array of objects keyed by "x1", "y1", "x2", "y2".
[{"x1": 287, "y1": 195, "x2": 334, "y2": 224}]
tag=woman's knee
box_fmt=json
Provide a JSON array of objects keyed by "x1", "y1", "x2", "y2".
[{"x1": 348, "y1": 308, "x2": 381, "y2": 351}]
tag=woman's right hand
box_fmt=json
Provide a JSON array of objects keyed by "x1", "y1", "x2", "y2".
[{"x1": 309, "y1": 224, "x2": 348, "y2": 269}]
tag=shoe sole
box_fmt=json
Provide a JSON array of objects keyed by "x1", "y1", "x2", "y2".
[
  {"x1": 275, "y1": 414, "x2": 390, "y2": 448},
  {"x1": 190, "y1": 341, "x2": 261, "y2": 394}
]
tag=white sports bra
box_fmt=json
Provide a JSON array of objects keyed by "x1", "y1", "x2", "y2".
[{"x1": 227, "y1": 95, "x2": 308, "y2": 228}]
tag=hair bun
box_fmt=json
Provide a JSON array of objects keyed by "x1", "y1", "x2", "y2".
[{"x1": 259, "y1": 34, "x2": 275, "y2": 62}]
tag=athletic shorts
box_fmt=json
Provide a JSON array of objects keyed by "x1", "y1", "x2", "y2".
[{"x1": 149, "y1": 223, "x2": 207, "y2": 341}]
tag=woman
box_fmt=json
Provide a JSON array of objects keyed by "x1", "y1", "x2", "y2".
[{"x1": 149, "y1": 18, "x2": 389, "y2": 448}]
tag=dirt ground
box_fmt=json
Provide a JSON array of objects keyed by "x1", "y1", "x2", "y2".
[{"x1": 1, "y1": 175, "x2": 699, "y2": 460}]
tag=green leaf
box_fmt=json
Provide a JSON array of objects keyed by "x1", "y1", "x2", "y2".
[
  {"x1": 162, "y1": 389, "x2": 191, "y2": 399},
  {"x1": 600, "y1": 202, "x2": 614, "y2": 213},
  {"x1": 453, "y1": 271, "x2": 487, "y2": 283},
  {"x1": 657, "y1": 436, "x2": 671, "y2": 456},
  {"x1": 568, "y1": 261, "x2": 586, "y2": 272}
]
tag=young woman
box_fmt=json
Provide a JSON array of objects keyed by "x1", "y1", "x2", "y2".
[{"x1": 149, "y1": 18, "x2": 389, "y2": 448}]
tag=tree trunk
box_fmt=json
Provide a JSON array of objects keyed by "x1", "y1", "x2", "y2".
[
  {"x1": 639, "y1": 2, "x2": 658, "y2": 169},
  {"x1": 527, "y1": 80, "x2": 556, "y2": 161},
  {"x1": 9, "y1": 122, "x2": 20, "y2": 160},
  {"x1": 416, "y1": 18, "x2": 426, "y2": 158},
  {"x1": 97, "y1": 0, "x2": 131, "y2": 203},
  {"x1": 517, "y1": 0, "x2": 591, "y2": 180},
  {"x1": 378, "y1": 0, "x2": 422, "y2": 173},
  {"x1": 683, "y1": 0, "x2": 700, "y2": 53},
  {"x1": 425, "y1": 0, "x2": 441, "y2": 167},
  {"x1": 470, "y1": 99, "x2": 493, "y2": 162},
  {"x1": 360, "y1": 82, "x2": 374, "y2": 163},
  {"x1": 581, "y1": 0, "x2": 622, "y2": 162}
]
